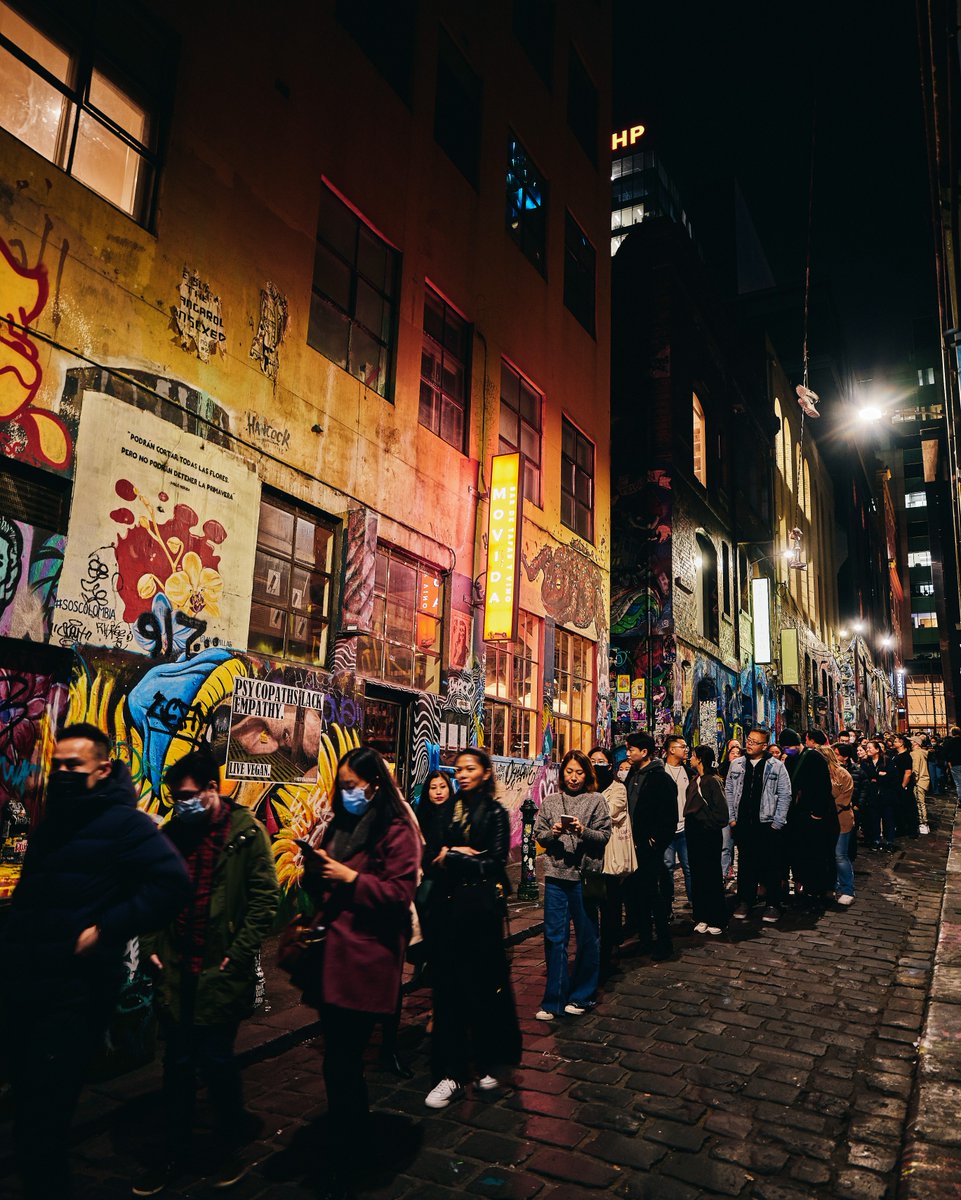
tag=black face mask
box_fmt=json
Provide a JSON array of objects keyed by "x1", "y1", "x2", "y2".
[
  {"x1": 592, "y1": 764, "x2": 614, "y2": 791},
  {"x1": 45, "y1": 770, "x2": 97, "y2": 820}
]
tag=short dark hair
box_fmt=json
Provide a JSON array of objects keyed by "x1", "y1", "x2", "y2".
[
  {"x1": 746, "y1": 728, "x2": 770, "y2": 744},
  {"x1": 588, "y1": 745, "x2": 615, "y2": 767},
  {"x1": 805, "y1": 728, "x2": 828, "y2": 746},
  {"x1": 664, "y1": 734, "x2": 686, "y2": 753},
  {"x1": 626, "y1": 731, "x2": 656, "y2": 756},
  {"x1": 58, "y1": 723, "x2": 111, "y2": 760},
  {"x1": 779, "y1": 728, "x2": 801, "y2": 748},
  {"x1": 165, "y1": 749, "x2": 221, "y2": 791}
]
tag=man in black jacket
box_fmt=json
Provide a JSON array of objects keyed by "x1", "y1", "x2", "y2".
[
  {"x1": 624, "y1": 732, "x2": 678, "y2": 960},
  {"x1": 2, "y1": 723, "x2": 190, "y2": 1200}
]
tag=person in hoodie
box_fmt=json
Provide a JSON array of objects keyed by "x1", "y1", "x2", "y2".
[
  {"x1": 623, "y1": 732, "x2": 678, "y2": 961},
  {"x1": 533, "y1": 749, "x2": 611, "y2": 1019},
  {"x1": 134, "y1": 748, "x2": 280, "y2": 1196},
  {"x1": 1, "y1": 723, "x2": 190, "y2": 1200}
]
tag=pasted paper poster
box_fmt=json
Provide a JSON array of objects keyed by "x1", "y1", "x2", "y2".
[{"x1": 56, "y1": 393, "x2": 260, "y2": 657}]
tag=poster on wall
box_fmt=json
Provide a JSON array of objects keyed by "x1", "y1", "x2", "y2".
[
  {"x1": 56, "y1": 393, "x2": 260, "y2": 657},
  {"x1": 225, "y1": 674, "x2": 360, "y2": 783}
]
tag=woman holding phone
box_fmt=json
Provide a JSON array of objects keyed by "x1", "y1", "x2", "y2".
[
  {"x1": 533, "y1": 749, "x2": 612, "y2": 1021},
  {"x1": 296, "y1": 747, "x2": 421, "y2": 1198},
  {"x1": 425, "y1": 748, "x2": 521, "y2": 1109}
]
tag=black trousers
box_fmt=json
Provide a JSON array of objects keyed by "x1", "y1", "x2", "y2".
[
  {"x1": 599, "y1": 874, "x2": 626, "y2": 968},
  {"x1": 7, "y1": 966, "x2": 121, "y2": 1200},
  {"x1": 685, "y1": 822, "x2": 726, "y2": 928},
  {"x1": 625, "y1": 853, "x2": 672, "y2": 949},
  {"x1": 735, "y1": 822, "x2": 784, "y2": 907},
  {"x1": 159, "y1": 974, "x2": 244, "y2": 1155},
  {"x1": 320, "y1": 1003, "x2": 379, "y2": 1169}
]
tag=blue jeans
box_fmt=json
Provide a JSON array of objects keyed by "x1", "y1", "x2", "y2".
[
  {"x1": 952, "y1": 765, "x2": 961, "y2": 796},
  {"x1": 929, "y1": 761, "x2": 943, "y2": 794},
  {"x1": 721, "y1": 824, "x2": 734, "y2": 876},
  {"x1": 542, "y1": 877, "x2": 600, "y2": 1012},
  {"x1": 663, "y1": 831, "x2": 692, "y2": 905},
  {"x1": 835, "y1": 830, "x2": 855, "y2": 897}
]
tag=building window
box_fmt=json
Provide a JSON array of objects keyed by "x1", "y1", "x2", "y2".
[
  {"x1": 721, "y1": 542, "x2": 732, "y2": 615},
  {"x1": 563, "y1": 211, "x2": 596, "y2": 335},
  {"x1": 513, "y1": 0, "x2": 554, "y2": 87},
  {"x1": 738, "y1": 547, "x2": 750, "y2": 612},
  {"x1": 905, "y1": 491, "x2": 927, "y2": 508},
  {"x1": 561, "y1": 417, "x2": 594, "y2": 541},
  {"x1": 249, "y1": 496, "x2": 336, "y2": 667},
  {"x1": 308, "y1": 183, "x2": 400, "y2": 399},
  {"x1": 335, "y1": 0, "x2": 416, "y2": 104},
  {"x1": 434, "y1": 28, "x2": 481, "y2": 187},
  {"x1": 692, "y1": 392, "x2": 707, "y2": 487},
  {"x1": 506, "y1": 135, "x2": 548, "y2": 275},
  {"x1": 567, "y1": 45, "x2": 597, "y2": 164},
  {"x1": 554, "y1": 628, "x2": 595, "y2": 757},
  {"x1": 483, "y1": 610, "x2": 540, "y2": 758},
  {"x1": 420, "y1": 285, "x2": 470, "y2": 451},
  {"x1": 0, "y1": 458, "x2": 70, "y2": 531},
  {"x1": 908, "y1": 550, "x2": 933, "y2": 568},
  {"x1": 0, "y1": 0, "x2": 169, "y2": 223},
  {"x1": 913, "y1": 582, "x2": 935, "y2": 596},
  {"x1": 499, "y1": 360, "x2": 542, "y2": 505},
  {"x1": 912, "y1": 612, "x2": 938, "y2": 629},
  {"x1": 917, "y1": 367, "x2": 936, "y2": 386},
  {"x1": 355, "y1": 545, "x2": 443, "y2": 692},
  {"x1": 696, "y1": 533, "x2": 719, "y2": 643}
]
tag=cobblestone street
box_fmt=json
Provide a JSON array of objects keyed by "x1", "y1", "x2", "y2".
[{"x1": 1, "y1": 796, "x2": 956, "y2": 1200}]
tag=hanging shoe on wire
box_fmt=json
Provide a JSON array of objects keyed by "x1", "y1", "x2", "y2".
[{"x1": 795, "y1": 384, "x2": 821, "y2": 418}]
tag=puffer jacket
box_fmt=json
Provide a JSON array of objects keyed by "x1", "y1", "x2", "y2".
[
  {"x1": 141, "y1": 804, "x2": 279, "y2": 1026},
  {"x1": 725, "y1": 755, "x2": 793, "y2": 829}
]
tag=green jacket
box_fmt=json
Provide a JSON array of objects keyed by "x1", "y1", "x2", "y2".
[{"x1": 141, "y1": 804, "x2": 280, "y2": 1026}]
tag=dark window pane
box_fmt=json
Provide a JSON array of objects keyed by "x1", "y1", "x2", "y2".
[
  {"x1": 567, "y1": 45, "x2": 598, "y2": 165},
  {"x1": 434, "y1": 28, "x2": 482, "y2": 188},
  {"x1": 513, "y1": 0, "x2": 555, "y2": 86},
  {"x1": 308, "y1": 296, "x2": 349, "y2": 369},
  {"x1": 312, "y1": 243, "x2": 351, "y2": 311},
  {"x1": 335, "y1": 0, "x2": 417, "y2": 104}
]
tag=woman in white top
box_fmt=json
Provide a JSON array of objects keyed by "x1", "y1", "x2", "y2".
[{"x1": 589, "y1": 746, "x2": 635, "y2": 982}]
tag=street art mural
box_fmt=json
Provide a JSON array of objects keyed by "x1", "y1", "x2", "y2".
[
  {"x1": 56, "y1": 392, "x2": 260, "y2": 656},
  {"x1": 66, "y1": 647, "x2": 362, "y2": 908},
  {"x1": 492, "y1": 754, "x2": 559, "y2": 847},
  {"x1": 523, "y1": 540, "x2": 607, "y2": 635},
  {"x1": 0, "y1": 515, "x2": 64, "y2": 642},
  {"x1": 0, "y1": 234, "x2": 73, "y2": 469},
  {"x1": 0, "y1": 641, "x2": 69, "y2": 823}
]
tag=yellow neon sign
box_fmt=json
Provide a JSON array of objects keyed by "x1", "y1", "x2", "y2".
[
  {"x1": 484, "y1": 453, "x2": 522, "y2": 642},
  {"x1": 611, "y1": 124, "x2": 645, "y2": 151}
]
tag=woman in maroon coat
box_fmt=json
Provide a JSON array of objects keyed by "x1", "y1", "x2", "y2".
[{"x1": 299, "y1": 747, "x2": 421, "y2": 1198}]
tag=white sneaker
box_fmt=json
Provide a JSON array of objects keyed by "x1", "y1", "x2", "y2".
[
  {"x1": 693, "y1": 922, "x2": 709, "y2": 934},
  {"x1": 919, "y1": 824, "x2": 930, "y2": 835},
  {"x1": 425, "y1": 1078, "x2": 463, "y2": 1109},
  {"x1": 837, "y1": 894, "x2": 855, "y2": 906},
  {"x1": 476, "y1": 1074, "x2": 498, "y2": 1091},
  {"x1": 564, "y1": 1002, "x2": 587, "y2": 1016},
  {"x1": 535, "y1": 1009, "x2": 556, "y2": 1022},
  {"x1": 707, "y1": 926, "x2": 723, "y2": 935}
]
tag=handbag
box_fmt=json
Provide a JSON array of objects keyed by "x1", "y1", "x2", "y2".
[
  {"x1": 580, "y1": 867, "x2": 607, "y2": 904},
  {"x1": 277, "y1": 911, "x2": 327, "y2": 990}
]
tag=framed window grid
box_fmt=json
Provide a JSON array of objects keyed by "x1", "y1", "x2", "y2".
[
  {"x1": 553, "y1": 627, "x2": 595, "y2": 757},
  {"x1": 355, "y1": 546, "x2": 443, "y2": 693},
  {"x1": 561, "y1": 416, "x2": 594, "y2": 541},
  {"x1": 563, "y1": 210, "x2": 596, "y2": 335},
  {"x1": 506, "y1": 135, "x2": 548, "y2": 275},
  {"x1": 483, "y1": 610, "x2": 540, "y2": 758},
  {"x1": 419, "y1": 285, "x2": 470, "y2": 452},
  {"x1": 692, "y1": 392, "x2": 707, "y2": 487},
  {"x1": 499, "y1": 360, "x2": 542, "y2": 505}
]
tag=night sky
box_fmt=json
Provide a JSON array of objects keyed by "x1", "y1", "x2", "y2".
[{"x1": 613, "y1": 0, "x2": 937, "y2": 380}]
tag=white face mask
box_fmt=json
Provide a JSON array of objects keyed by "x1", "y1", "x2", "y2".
[{"x1": 616, "y1": 766, "x2": 629, "y2": 782}]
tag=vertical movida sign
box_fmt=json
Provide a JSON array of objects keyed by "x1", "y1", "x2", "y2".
[{"x1": 484, "y1": 453, "x2": 522, "y2": 642}]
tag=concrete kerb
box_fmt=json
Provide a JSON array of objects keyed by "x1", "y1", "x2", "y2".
[{"x1": 899, "y1": 795, "x2": 961, "y2": 1199}]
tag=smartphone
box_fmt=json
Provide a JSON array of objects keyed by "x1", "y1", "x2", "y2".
[
  {"x1": 293, "y1": 838, "x2": 322, "y2": 857},
  {"x1": 560, "y1": 814, "x2": 576, "y2": 831}
]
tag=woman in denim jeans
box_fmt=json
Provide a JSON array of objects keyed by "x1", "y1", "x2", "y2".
[{"x1": 533, "y1": 750, "x2": 611, "y2": 1021}]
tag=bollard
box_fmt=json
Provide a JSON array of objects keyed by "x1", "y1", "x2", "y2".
[{"x1": 518, "y1": 794, "x2": 539, "y2": 901}]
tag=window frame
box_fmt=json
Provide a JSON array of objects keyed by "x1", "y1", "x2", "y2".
[
  {"x1": 483, "y1": 610, "x2": 541, "y2": 758},
  {"x1": 434, "y1": 25, "x2": 482, "y2": 188},
  {"x1": 498, "y1": 359, "x2": 543, "y2": 507},
  {"x1": 560, "y1": 415, "x2": 594, "y2": 542},
  {"x1": 566, "y1": 43, "x2": 598, "y2": 165},
  {"x1": 696, "y1": 532, "x2": 719, "y2": 644},
  {"x1": 506, "y1": 133, "x2": 548, "y2": 276},
  {"x1": 419, "y1": 283, "x2": 471, "y2": 453},
  {"x1": 692, "y1": 392, "x2": 707, "y2": 487},
  {"x1": 563, "y1": 209, "x2": 596, "y2": 335},
  {"x1": 307, "y1": 180, "x2": 401, "y2": 400},
  {"x1": 0, "y1": 0, "x2": 169, "y2": 226},
  {"x1": 248, "y1": 492, "x2": 338, "y2": 669},
  {"x1": 553, "y1": 626, "x2": 595, "y2": 757}
]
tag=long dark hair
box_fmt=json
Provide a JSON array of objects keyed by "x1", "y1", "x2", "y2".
[
  {"x1": 420, "y1": 769, "x2": 454, "y2": 806},
  {"x1": 329, "y1": 745, "x2": 407, "y2": 831},
  {"x1": 453, "y1": 747, "x2": 497, "y2": 804},
  {"x1": 560, "y1": 748, "x2": 597, "y2": 792},
  {"x1": 692, "y1": 745, "x2": 719, "y2": 775}
]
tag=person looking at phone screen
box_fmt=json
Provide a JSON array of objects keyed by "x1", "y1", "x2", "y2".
[
  {"x1": 533, "y1": 750, "x2": 612, "y2": 1021},
  {"x1": 296, "y1": 746, "x2": 421, "y2": 1200}
]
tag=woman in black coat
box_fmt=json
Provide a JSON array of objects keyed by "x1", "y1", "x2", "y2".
[
  {"x1": 684, "y1": 746, "x2": 730, "y2": 934},
  {"x1": 425, "y1": 748, "x2": 521, "y2": 1109}
]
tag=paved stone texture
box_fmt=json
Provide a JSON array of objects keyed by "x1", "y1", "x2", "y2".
[{"x1": 0, "y1": 796, "x2": 956, "y2": 1200}]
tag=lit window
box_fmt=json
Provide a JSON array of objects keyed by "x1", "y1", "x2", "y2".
[
  {"x1": 561, "y1": 417, "x2": 594, "y2": 541},
  {"x1": 914, "y1": 582, "x2": 935, "y2": 596},
  {"x1": 499, "y1": 360, "x2": 542, "y2": 505},
  {"x1": 420, "y1": 286, "x2": 470, "y2": 451},
  {"x1": 563, "y1": 211, "x2": 596, "y2": 335},
  {"x1": 249, "y1": 496, "x2": 337, "y2": 667},
  {"x1": 692, "y1": 393, "x2": 707, "y2": 487},
  {"x1": 483, "y1": 611, "x2": 540, "y2": 758},
  {"x1": 912, "y1": 612, "x2": 938, "y2": 629},
  {"x1": 0, "y1": 0, "x2": 167, "y2": 223},
  {"x1": 554, "y1": 628, "x2": 595, "y2": 757},
  {"x1": 908, "y1": 551, "x2": 933, "y2": 568},
  {"x1": 905, "y1": 491, "x2": 927, "y2": 508},
  {"x1": 506, "y1": 135, "x2": 548, "y2": 274},
  {"x1": 355, "y1": 546, "x2": 443, "y2": 693},
  {"x1": 308, "y1": 183, "x2": 400, "y2": 399}
]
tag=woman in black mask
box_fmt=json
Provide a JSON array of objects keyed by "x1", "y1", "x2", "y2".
[{"x1": 589, "y1": 746, "x2": 635, "y2": 981}]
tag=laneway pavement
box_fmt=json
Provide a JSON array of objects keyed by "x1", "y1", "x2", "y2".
[{"x1": 1, "y1": 795, "x2": 957, "y2": 1200}]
